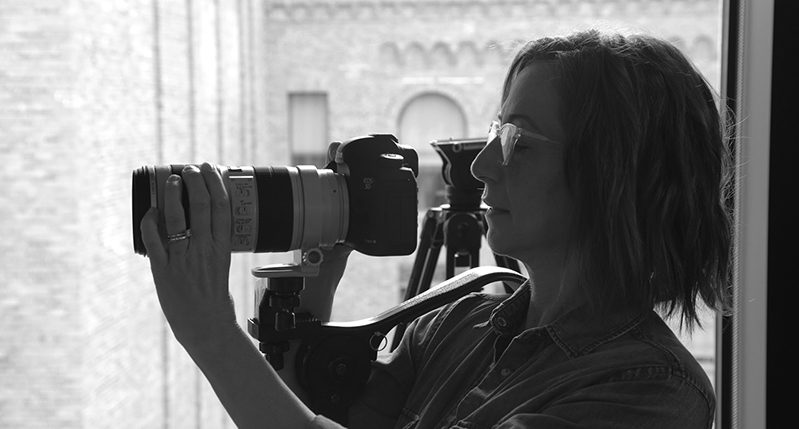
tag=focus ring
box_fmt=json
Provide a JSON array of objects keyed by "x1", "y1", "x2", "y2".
[{"x1": 254, "y1": 166, "x2": 294, "y2": 252}]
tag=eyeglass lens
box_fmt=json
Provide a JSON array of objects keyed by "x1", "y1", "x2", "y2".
[{"x1": 499, "y1": 124, "x2": 518, "y2": 164}]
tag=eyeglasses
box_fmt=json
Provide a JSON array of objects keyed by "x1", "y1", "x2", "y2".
[{"x1": 487, "y1": 120, "x2": 561, "y2": 166}]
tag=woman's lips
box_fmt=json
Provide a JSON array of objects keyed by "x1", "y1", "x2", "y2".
[
  {"x1": 484, "y1": 204, "x2": 510, "y2": 215},
  {"x1": 482, "y1": 199, "x2": 508, "y2": 212}
]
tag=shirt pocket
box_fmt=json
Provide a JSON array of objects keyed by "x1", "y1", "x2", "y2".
[{"x1": 394, "y1": 409, "x2": 419, "y2": 429}]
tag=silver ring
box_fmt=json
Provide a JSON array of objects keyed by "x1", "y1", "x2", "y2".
[{"x1": 167, "y1": 229, "x2": 192, "y2": 243}]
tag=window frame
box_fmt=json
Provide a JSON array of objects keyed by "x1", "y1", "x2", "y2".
[{"x1": 717, "y1": 1, "x2": 776, "y2": 428}]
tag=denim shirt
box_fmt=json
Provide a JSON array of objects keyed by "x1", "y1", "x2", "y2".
[{"x1": 308, "y1": 282, "x2": 715, "y2": 429}]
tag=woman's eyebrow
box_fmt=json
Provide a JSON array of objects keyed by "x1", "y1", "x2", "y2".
[
  {"x1": 504, "y1": 113, "x2": 538, "y2": 130},
  {"x1": 498, "y1": 110, "x2": 544, "y2": 134}
]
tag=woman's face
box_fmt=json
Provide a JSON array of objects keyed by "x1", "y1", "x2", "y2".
[{"x1": 471, "y1": 63, "x2": 573, "y2": 263}]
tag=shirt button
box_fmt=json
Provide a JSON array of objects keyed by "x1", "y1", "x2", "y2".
[
  {"x1": 495, "y1": 317, "x2": 508, "y2": 328},
  {"x1": 500, "y1": 368, "x2": 512, "y2": 377}
]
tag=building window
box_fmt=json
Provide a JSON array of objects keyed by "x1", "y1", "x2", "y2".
[
  {"x1": 398, "y1": 92, "x2": 467, "y2": 210},
  {"x1": 289, "y1": 92, "x2": 329, "y2": 166}
]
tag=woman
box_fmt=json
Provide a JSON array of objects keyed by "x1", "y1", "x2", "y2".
[{"x1": 141, "y1": 30, "x2": 732, "y2": 429}]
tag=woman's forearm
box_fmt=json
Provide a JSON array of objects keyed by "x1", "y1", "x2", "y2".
[
  {"x1": 140, "y1": 166, "x2": 338, "y2": 428},
  {"x1": 185, "y1": 323, "x2": 316, "y2": 429}
]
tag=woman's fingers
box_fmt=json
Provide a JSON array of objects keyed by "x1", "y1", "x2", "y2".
[
  {"x1": 141, "y1": 163, "x2": 229, "y2": 264},
  {"x1": 200, "y1": 163, "x2": 231, "y2": 246},
  {"x1": 181, "y1": 165, "x2": 210, "y2": 243},
  {"x1": 141, "y1": 207, "x2": 166, "y2": 265},
  {"x1": 163, "y1": 174, "x2": 190, "y2": 257}
]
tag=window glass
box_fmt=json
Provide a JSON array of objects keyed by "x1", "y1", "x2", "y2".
[
  {"x1": 3, "y1": 1, "x2": 728, "y2": 425},
  {"x1": 289, "y1": 92, "x2": 329, "y2": 166}
]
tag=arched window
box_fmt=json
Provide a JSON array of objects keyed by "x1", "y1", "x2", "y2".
[
  {"x1": 430, "y1": 42, "x2": 455, "y2": 68},
  {"x1": 398, "y1": 92, "x2": 467, "y2": 210},
  {"x1": 379, "y1": 42, "x2": 403, "y2": 68},
  {"x1": 691, "y1": 35, "x2": 716, "y2": 61},
  {"x1": 405, "y1": 42, "x2": 428, "y2": 69}
]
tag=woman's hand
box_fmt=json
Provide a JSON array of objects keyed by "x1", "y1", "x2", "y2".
[{"x1": 140, "y1": 162, "x2": 237, "y2": 348}]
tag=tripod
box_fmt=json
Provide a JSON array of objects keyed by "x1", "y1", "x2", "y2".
[{"x1": 390, "y1": 184, "x2": 521, "y2": 350}]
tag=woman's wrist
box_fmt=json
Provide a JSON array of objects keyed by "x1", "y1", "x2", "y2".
[{"x1": 175, "y1": 315, "x2": 243, "y2": 354}]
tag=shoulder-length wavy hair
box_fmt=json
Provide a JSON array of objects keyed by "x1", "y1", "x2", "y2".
[{"x1": 503, "y1": 30, "x2": 733, "y2": 331}]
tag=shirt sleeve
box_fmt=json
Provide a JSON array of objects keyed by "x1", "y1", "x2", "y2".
[
  {"x1": 344, "y1": 318, "x2": 425, "y2": 429},
  {"x1": 308, "y1": 296, "x2": 486, "y2": 429},
  {"x1": 302, "y1": 338, "x2": 418, "y2": 429},
  {"x1": 300, "y1": 316, "x2": 426, "y2": 429}
]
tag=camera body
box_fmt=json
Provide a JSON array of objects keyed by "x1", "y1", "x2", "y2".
[
  {"x1": 132, "y1": 134, "x2": 419, "y2": 257},
  {"x1": 327, "y1": 134, "x2": 418, "y2": 255}
]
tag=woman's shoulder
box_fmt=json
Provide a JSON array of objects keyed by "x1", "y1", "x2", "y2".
[
  {"x1": 548, "y1": 306, "x2": 713, "y2": 399},
  {"x1": 550, "y1": 311, "x2": 716, "y2": 426},
  {"x1": 592, "y1": 311, "x2": 715, "y2": 399}
]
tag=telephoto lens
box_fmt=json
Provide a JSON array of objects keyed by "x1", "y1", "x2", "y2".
[{"x1": 132, "y1": 134, "x2": 419, "y2": 257}]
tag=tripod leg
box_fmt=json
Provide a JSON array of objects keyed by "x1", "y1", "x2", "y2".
[
  {"x1": 494, "y1": 254, "x2": 520, "y2": 272},
  {"x1": 403, "y1": 209, "x2": 444, "y2": 300},
  {"x1": 392, "y1": 210, "x2": 444, "y2": 351},
  {"x1": 444, "y1": 212, "x2": 484, "y2": 278}
]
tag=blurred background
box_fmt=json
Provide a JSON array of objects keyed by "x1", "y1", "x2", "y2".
[{"x1": 0, "y1": 0, "x2": 722, "y2": 427}]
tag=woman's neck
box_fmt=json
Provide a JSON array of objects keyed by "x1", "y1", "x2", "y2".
[{"x1": 522, "y1": 254, "x2": 583, "y2": 329}]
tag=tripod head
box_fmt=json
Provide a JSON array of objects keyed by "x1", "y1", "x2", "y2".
[{"x1": 431, "y1": 139, "x2": 485, "y2": 211}]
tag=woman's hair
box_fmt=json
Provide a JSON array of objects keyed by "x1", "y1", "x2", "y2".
[{"x1": 503, "y1": 30, "x2": 733, "y2": 331}]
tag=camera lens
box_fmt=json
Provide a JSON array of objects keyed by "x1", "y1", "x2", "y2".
[{"x1": 131, "y1": 164, "x2": 348, "y2": 256}]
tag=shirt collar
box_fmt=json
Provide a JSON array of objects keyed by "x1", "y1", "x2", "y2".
[{"x1": 487, "y1": 281, "x2": 650, "y2": 358}]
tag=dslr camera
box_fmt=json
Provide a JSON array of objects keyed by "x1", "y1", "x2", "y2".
[{"x1": 132, "y1": 134, "x2": 419, "y2": 257}]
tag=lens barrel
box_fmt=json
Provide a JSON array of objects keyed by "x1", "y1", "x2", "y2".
[{"x1": 131, "y1": 164, "x2": 348, "y2": 256}]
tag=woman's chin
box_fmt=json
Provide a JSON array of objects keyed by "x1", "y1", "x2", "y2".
[{"x1": 485, "y1": 231, "x2": 515, "y2": 258}]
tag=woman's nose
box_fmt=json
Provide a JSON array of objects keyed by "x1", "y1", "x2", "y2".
[{"x1": 471, "y1": 136, "x2": 501, "y2": 183}]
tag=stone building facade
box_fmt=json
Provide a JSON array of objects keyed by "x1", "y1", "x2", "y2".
[{"x1": 0, "y1": 1, "x2": 720, "y2": 427}]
